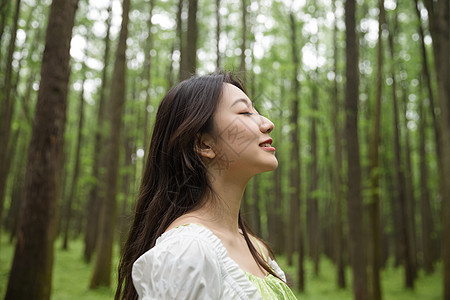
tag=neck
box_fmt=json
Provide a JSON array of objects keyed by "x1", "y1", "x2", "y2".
[{"x1": 197, "y1": 171, "x2": 251, "y2": 235}]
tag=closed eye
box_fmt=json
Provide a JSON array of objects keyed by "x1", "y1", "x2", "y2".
[{"x1": 239, "y1": 112, "x2": 253, "y2": 115}]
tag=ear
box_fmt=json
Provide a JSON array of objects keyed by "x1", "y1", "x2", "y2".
[{"x1": 195, "y1": 133, "x2": 216, "y2": 159}]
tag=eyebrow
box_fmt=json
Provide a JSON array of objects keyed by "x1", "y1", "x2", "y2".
[{"x1": 230, "y1": 98, "x2": 255, "y2": 108}]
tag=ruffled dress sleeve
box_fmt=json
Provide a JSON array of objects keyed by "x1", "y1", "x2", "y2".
[{"x1": 132, "y1": 233, "x2": 223, "y2": 300}]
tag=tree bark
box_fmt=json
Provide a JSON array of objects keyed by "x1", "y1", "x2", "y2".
[
  {"x1": 142, "y1": 0, "x2": 155, "y2": 163},
  {"x1": 215, "y1": 0, "x2": 221, "y2": 70},
  {"x1": 387, "y1": 12, "x2": 415, "y2": 288},
  {"x1": 0, "y1": 0, "x2": 21, "y2": 231},
  {"x1": 332, "y1": 0, "x2": 345, "y2": 289},
  {"x1": 344, "y1": 0, "x2": 368, "y2": 298},
  {"x1": 287, "y1": 11, "x2": 304, "y2": 291},
  {"x1": 367, "y1": 0, "x2": 384, "y2": 298},
  {"x1": 4, "y1": 0, "x2": 79, "y2": 298},
  {"x1": 418, "y1": 78, "x2": 435, "y2": 274},
  {"x1": 62, "y1": 53, "x2": 87, "y2": 250},
  {"x1": 90, "y1": 0, "x2": 130, "y2": 288},
  {"x1": 180, "y1": 0, "x2": 197, "y2": 80},
  {"x1": 239, "y1": 0, "x2": 247, "y2": 76},
  {"x1": 83, "y1": 1, "x2": 112, "y2": 263},
  {"x1": 307, "y1": 72, "x2": 319, "y2": 277},
  {"x1": 428, "y1": 0, "x2": 450, "y2": 298}
]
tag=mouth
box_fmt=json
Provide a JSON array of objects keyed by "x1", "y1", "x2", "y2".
[{"x1": 259, "y1": 138, "x2": 275, "y2": 151}]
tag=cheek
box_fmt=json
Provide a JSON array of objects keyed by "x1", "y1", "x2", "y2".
[{"x1": 215, "y1": 120, "x2": 259, "y2": 160}]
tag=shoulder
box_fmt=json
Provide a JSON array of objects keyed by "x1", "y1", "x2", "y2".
[{"x1": 132, "y1": 224, "x2": 224, "y2": 299}]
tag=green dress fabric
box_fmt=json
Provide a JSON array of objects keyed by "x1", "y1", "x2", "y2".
[
  {"x1": 245, "y1": 272, "x2": 298, "y2": 300},
  {"x1": 245, "y1": 240, "x2": 298, "y2": 300}
]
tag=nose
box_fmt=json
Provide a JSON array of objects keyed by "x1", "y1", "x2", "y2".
[{"x1": 259, "y1": 115, "x2": 274, "y2": 133}]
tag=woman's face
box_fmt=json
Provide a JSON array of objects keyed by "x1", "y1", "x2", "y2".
[{"x1": 206, "y1": 83, "x2": 278, "y2": 180}]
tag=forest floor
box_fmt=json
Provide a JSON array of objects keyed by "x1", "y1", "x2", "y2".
[{"x1": 0, "y1": 232, "x2": 442, "y2": 299}]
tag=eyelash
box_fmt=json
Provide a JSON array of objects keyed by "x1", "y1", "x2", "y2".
[{"x1": 240, "y1": 112, "x2": 253, "y2": 115}]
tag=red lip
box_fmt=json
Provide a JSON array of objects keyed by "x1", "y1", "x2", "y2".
[{"x1": 259, "y1": 138, "x2": 273, "y2": 146}]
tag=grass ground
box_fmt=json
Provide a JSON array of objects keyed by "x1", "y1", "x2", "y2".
[{"x1": 0, "y1": 233, "x2": 442, "y2": 299}]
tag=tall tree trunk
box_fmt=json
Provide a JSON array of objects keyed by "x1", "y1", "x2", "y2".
[
  {"x1": 387, "y1": 11, "x2": 415, "y2": 288},
  {"x1": 287, "y1": 11, "x2": 304, "y2": 291},
  {"x1": 142, "y1": 0, "x2": 154, "y2": 163},
  {"x1": 332, "y1": 0, "x2": 345, "y2": 288},
  {"x1": 239, "y1": 0, "x2": 247, "y2": 76},
  {"x1": 344, "y1": 0, "x2": 368, "y2": 298},
  {"x1": 176, "y1": 0, "x2": 183, "y2": 82},
  {"x1": 62, "y1": 52, "x2": 87, "y2": 250},
  {"x1": 400, "y1": 79, "x2": 418, "y2": 281},
  {"x1": 90, "y1": 0, "x2": 130, "y2": 288},
  {"x1": 4, "y1": 0, "x2": 79, "y2": 298},
  {"x1": 268, "y1": 82, "x2": 285, "y2": 255},
  {"x1": 83, "y1": 1, "x2": 112, "y2": 263},
  {"x1": 414, "y1": 0, "x2": 441, "y2": 160},
  {"x1": 180, "y1": 0, "x2": 197, "y2": 80},
  {"x1": 0, "y1": 0, "x2": 10, "y2": 62},
  {"x1": 215, "y1": 0, "x2": 221, "y2": 70},
  {"x1": 428, "y1": 0, "x2": 450, "y2": 297},
  {"x1": 0, "y1": 0, "x2": 21, "y2": 229},
  {"x1": 308, "y1": 73, "x2": 319, "y2": 277},
  {"x1": 418, "y1": 78, "x2": 435, "y2": 274},
  {"x1": 367, "y1": 1, "x2": 384, "y2": 298}
]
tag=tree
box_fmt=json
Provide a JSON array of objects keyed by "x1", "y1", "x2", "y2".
[
  {"x1": 0, "y1": 0, "x2": 21, "y2": 230},
  {"x1": 62, "y1": 40, "x2": 88, "y2": 250},
  {"x1": 83, "y1": 1, "x2": 112, "y2": 263},
  {"x1": 90, "y1": 0, "x2": 131, "y2": 288},
  {"x1": 367, "y1": 0, "x2": 385, "y2": 298},
  {"x1": 180, "y1": 0, "x2": 198, "y2": 80},
  {"x1": 4, "y1": 0, "x2": 79, "y2": 298},
  {"x1": 332, "y1": 0, "x2": 346, "y2": 289},
  {"x1": 344, "y1": 0, "x2": 368, "y2": 298},
  {"x1": 286, "y1": 11, "x2": 304, "y2": 291}
]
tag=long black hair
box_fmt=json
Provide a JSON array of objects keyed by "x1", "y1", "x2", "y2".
[{"x1": 116, "y1": 72, "x2": 279, "y2": 300}]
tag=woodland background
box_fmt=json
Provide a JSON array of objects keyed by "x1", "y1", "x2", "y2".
[{"x1": 0, "y1": 0, "x2": 449, "y2": 299}]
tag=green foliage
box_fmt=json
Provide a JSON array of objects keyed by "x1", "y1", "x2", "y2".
[{"x1": 0, "y1": 234, "x2": 442, "y2": 299}]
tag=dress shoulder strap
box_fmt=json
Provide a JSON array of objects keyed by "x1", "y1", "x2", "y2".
[{"x1": 251, "y1": 236, "x2": 268, "y2": 262}]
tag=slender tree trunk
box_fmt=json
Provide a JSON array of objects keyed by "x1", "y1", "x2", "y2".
[
  {"x1": 215, "y1": 0, "x2": 221, "y2": 70},
  {"x1": 0, "y1": 0, "x2": 10, "y2": 62},
  {"x1": 414, "y1": 0, "x2": 441, "y2": 160},
  {"x1": 268, "y1": 82, "x2": 285, "y2": 255},
  {"x1": 90, "y1": 0, "x2": 130, "y2": 288},
  {"x1": 344, "y1": 0, "x2": 368, "y2": 298},
  {"x1": 142, "y1": 0, "x2": 154, "y2": 163},
  {"x1": 387, "y1": 12, "x2": 415, "y2": 288},
  {"x1": 308, "y1": 73, "x2": 319, "y2": 276},
  {"x1": 287, "y1": 11, "x2": 304, "y2": 291},
  {"x1": 176, "y1": 0, "x2": 183, "y2": 82},
  {"x1": 332, "y1": 0, "x2": 345, "y2": 288},
  {"x1": 4, "y1": 0, "x2": 79, "y2": 298},
  {"x1": 367, "y1": 1, "x2": 384, "y2": 298},
  {"x1": 62, "y1": 54, "x2": 87, "y2": 250},
  {"x1": 239, "y1": 0, "x2": 247, "y2": 76},
  {"x1": 400, "y1": 80, "x2": 418, "y2": 281},
  {"x1": 180, "y1": 0, "x2": 197, "y2": 80},
  {"x1": 83, "y1": 2, "x2": 112, "y2": 263},
  {"x1": 430, "y1": 0, "x2": 450, "y2": 298},
  {"x1": 0, "y1": 0, "x2": 21, "y2": 229},
  {"x1": 418, "y1": 78, "x2": 435, "y2": 274}
]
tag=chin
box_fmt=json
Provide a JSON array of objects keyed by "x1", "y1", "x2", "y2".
[{"x1": 257, "y1": 156, "x2": 279, "y2": 173}]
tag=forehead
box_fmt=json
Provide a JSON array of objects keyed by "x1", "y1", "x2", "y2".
[{"x1": 219, "y1": 83, "x2": 251, "y2": 107}]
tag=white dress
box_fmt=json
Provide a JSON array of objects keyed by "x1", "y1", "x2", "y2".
[{"x1": 132, "y1": 223, "x2": 288, "y2": 300}]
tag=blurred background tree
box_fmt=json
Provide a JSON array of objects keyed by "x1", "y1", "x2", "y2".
[{"x1": 0, "y1": 0, "x2": 448, "y2": 299}]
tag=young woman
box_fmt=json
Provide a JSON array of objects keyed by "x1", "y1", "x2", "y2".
[{"x1": 116, "y1": 72, "x2": 297, "y2": 299}]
